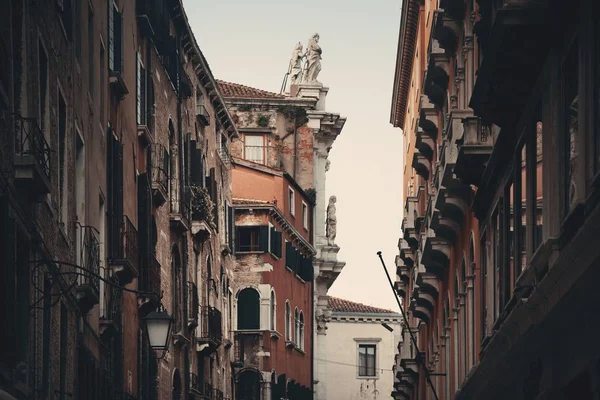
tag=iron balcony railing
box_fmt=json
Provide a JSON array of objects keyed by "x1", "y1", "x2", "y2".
[
  {"x1": 151, "y1": 143, "x2": 169, "y2": 195},
  {"x1": 14, "y1": 115, "x2": 51, "y2": 181},
  {"x1": 77, "y1": 340, "x2": 115, "y2": 400},
  {"x1": 213, "y1": 388, "x2": 224, "y2": 400},
  {"x1": 198, "y1": 306, "x2": 223, "y2": 346},
  {"x1": 188, "y1": 282, "x2": 199, "y2": 326},
  {"x1": 190, "y1": 373, "x2": 213, "y2": 398},
  {"x1": 109, "y1": 215, "x2": 139, "y2": 278},
  {"x1": 217, "y1": 145, "x2": 231, "y2": 167},
  {"x1": 78, "y1": 225, "x2": 101, "y2": 294},
  {"x1": 170, "y1": 185, "x2": 191, "y2": 228}
]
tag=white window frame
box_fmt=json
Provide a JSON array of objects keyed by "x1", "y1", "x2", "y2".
[
  {"x1": 302, "y1": 201, "x2": 308, "y2": 230},
  {"x1": 285, "y1": 300, "x2": 291, "y2": 341},
  {"x1": 288, "y1": 187, "x2": 295, "y2": 216},
  {"x1": 354, "y1": 338, "x2": 382, "y2": 380}
]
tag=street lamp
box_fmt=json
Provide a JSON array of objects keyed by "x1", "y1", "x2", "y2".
[{"x1": 143, "y1": 305, "x2": 174, "y2": 357}]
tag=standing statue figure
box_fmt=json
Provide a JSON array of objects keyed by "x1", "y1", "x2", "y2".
[
  {"x1": 326, "y1": 195, "x2": 337, "y2": 246},
  {"x1": 303, "y1": 33, "x2": 322, "y2": 83},
  {"x1": 288, "y1": 42, "x2": 304, "y2": 85}
]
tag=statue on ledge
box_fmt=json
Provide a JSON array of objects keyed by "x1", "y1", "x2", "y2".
[
  {"x1": 326, "y1": 195, "x2": 337, "y2": 246},
  {"x1": 288, "y1": 42, "x2": 304, "y2": 85},
  {"x1": 303, "y1": 33, "x2": 322, "y2": 83}
]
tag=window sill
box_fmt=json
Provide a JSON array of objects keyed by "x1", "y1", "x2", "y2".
[
  {"x1": 234, "y1": 329, "x2": 264, "y2": 335},
  {"x1": 235, "y1": 251, "x2": 265, "y2": 255},
  {"x1": 285, "y1": 340, "x2": 295, "y2": 349},
  {"x1": 293, "y1": 346, "x2": 306, "y2": 355},
  {"x1": 270, "y1": 330, "x2": 282, "y2": 340},
  {"x1": 356, "y1": 375, "x2": 379, "y2": 380}
]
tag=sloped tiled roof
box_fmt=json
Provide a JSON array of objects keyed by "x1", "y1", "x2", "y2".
[
  {"x1": 217, "y1": 80, "x2": 285, "y2": 99},
  {"x1": 329, "y1": 297, "x2": 398, "y2": 314}
]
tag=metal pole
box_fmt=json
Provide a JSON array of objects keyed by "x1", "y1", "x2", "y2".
[{"x1": 377, "y1": 251, "x2": 440, "y2": 400}]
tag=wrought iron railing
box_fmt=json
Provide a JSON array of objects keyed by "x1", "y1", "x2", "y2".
[
  {"x1": 151, "y1": 143, "x2": 169, "y2": 195},
  {"x1": 188, "y1": 282, "x2": 199, "y2": 324},
  {"x1": 170, "y1": 185, "x2": 191, "y2": 228},
  {"x1": 110, "y1": 216, "x2": 139, "y2": 276},
  {"x1": 77, "y1": 340, "x2": 115, "y2": 399},
  {"x1": 217, "y1": 145, "x2": 231, "y2": 167},
  {"x1": 213, "y1": 388, "x2": 224, "y2": 400},
  {"x1": 198, "y1": 306, "x2": 223, "y2": 345},
  {"x1": 78, "y1": 225, "x2": 101, "y2": 293},
  {"x1": 14, "y1": 115, "x2": 51, "y2": 181},
  {"x1": 203, "y1": 382, "x2": 214, "y2": 399}
]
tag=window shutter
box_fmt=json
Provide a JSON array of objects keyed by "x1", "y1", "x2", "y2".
[
  {"x1": 228, "y1": 206, "x2": 234, "y2": 251},
  {"x1": 276, "y1": 232, "x2": 283, "y2": 258},
  {"x1": 118, "y1": 11, "x2": 124, "y2": 73},
  {"x1": 285, "y1": 242, "x2": 292, "y2": 268},
  {"x1": 190, "y1": 141, "x2": 203, "y2": 186},
  {"x1": 108, "y1": 3, "x2": 114, "y2": 71},
  {"x1": 259, "y1": 226, "x2": 269, "y2": 253},
  {"x1": 291, "y1": 247, "x2": 299, "y2": 273},
  {"x1": 136, "y1": 53, "x2": 141, "y2": 125}
]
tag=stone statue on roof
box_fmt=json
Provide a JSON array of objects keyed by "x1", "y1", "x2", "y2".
[
  {"x1": 303, "y1": 33, "x2": 322, "y2": 83},
  {"x1": 289, "y1": 42, "x2": 304, "y2": 85}
]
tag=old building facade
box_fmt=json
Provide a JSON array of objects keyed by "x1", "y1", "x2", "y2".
[
  {"x1": 0, "y1": 0, "x2": 237, "y2": 399},
  {"x1": 219, "y1": 73, "x2": 346, "y2": 400},
  {"x1": 392, "y1": 0, "x2": 600, "y2": 399},
  {"x1": 325, "y1": 297, "x2": 401, "y2": 400}
]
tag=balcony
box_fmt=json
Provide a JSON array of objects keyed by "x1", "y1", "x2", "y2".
[
  {"x1": 421, "y1": 229, "x2": 451, "y2": 280},
  {"x1": 190, "y1": 373, "x2": 213, "y2": 399},
  {"x1": 217, "y1": 145, "x2": 232, "y2": 168},
  {"x1": 100, "y1": 285, "x2": 122, "y2": 340},
  {"x1": 151, "y1": 144, "x2": 169, "y2": 206},
  {"x1": 196, "y1": 306, "x2": 223, "y2": 353},
  {"x1": 196, "y1": 104, "x2": 210, "y2": 126},
  {"x1": 419, "y1": 95, "x2": 439, "y2": 140},
  {"x1": 394, "y1": 255, "x2": 409, "y2": 298},
  {"x1": 136, "y1": 0, "x2": 169, "y2": 38},
  {"x1": 188, "y1": 282, "x2": 199, "y2": 329},
  {"x1": 137, "y1": 254, "x2": 161, "y2": 315},
  {"x1": 424, "y1": 39, "x2": 450, "y2": 108},
  {"x1": 455, "y1": 116, "x2": 496, "y2": 186},
  {"x1": 76, "y1": 226, "x2": 101, "y2": 314},
  {"x1": 170, "y1": 186, "x2": 191, "y2": 232},
  {"x1": 108, "y1": 215, "x2": 139, "y2": 286},
  {"x1": 191, "y1": 186, "x2": 215, "y2": 239},
  {"x1": 412, "y1": 149, "x2": 431, "y2": 181},
  {"x1": 13, "y1": 115, "x2": 51, "y2": 197}
]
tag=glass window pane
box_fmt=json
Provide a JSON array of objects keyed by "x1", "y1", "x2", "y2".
[
  {"x1": 245, "y1": 135, "x2": 264, "y2": 164},
  {"x1": 535, "y1": 121, "x2": 544, "y2": 249}
]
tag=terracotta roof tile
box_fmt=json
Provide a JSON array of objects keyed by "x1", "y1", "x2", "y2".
[
  {"x1": 217, "y1": 80, "x2": 285, "y2": 99},
  {"x1": 232, "y1": 198, "x2": 271, "y2": 205},
  {"x1": 329, "y1": 297, "x2": 398, "y2": 314}
]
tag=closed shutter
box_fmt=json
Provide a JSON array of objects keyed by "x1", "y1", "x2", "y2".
[
  {"x1": 285, "y1": 242, "x2": 293, "y2": 268},
  {"x1": 291, "y1": 247, "x2": 299, "y2": 273},
  {"x1": 0, "y1": 198, "x2": 16, "y2": 364},
  {"x1": 228, "y1": 206, "x2": 234, "y2": 250},
  {"x1": 259, "y1": 225, "x2": 269, "y2": 253},
  {"x1": 209, "y1": 168, "x2": 218, "y2": 230},
  {"x1": 108, "y1": 2, "x2": 115, "y2": 71},
  {"x1": 137, "y1": 174, "x2": 151, "y2": 290},
  {"x1": 190, "y1": 140, "x2": 203, "y2": 186}
]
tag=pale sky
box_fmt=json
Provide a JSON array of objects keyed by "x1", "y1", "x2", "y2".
[{"x1": 184, "y1": 0, "x2": 404, "y2": 311}]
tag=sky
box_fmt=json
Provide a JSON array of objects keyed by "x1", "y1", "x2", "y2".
[{"x1": 183, "y1": 0, "x2": 404, "y2": 312}]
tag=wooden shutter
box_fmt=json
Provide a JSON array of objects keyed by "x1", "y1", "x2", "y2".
[
  {"x1": 285, "y1": 242, "x2": 293, "y2": 268},
  {"x1": 273, "y1": 231, "x2": 282, "y2": 258},
  {"x1": 259, "y1": 226, "x2": 269, "y2": 252},
  {"x1": 190, "y1": 140, "x2": 203, "y2": 186},
  {"x1": 108, "y1": 2, "x2": 115, "y2": 71},
  {"x1": 114, "y1": 8, "x2": 124, "y2": 73},
  {"x1": 228, "y1": 205, "x2": 234, "y2": 250},
  {"x1": 209, "y1": 168, "x2": 218, "y2": 230}
]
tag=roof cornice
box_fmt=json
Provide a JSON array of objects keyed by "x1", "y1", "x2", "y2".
[{"x1": 390, "y1": 0, "x2": 421, "y2": 128}]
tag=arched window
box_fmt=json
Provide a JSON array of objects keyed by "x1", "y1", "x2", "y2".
[
  {"x1": 294, "y1": 308, "x2": 299, "y2": 344},
  {"x1": 299, "y1": 312, "x2": 305, "y2": 350},
  {"x1": 172, "y1": 369, "x2": 182, "y2": 400},
  {"x1": 237, "y1": 288, "x2": 260, "y2": 330},
  {"x1": 270, "y1": 290, "x2": 276, "y2": 331},
  {"x1": 236, "y1": 370, "x2": 261, "y2": 400},
  {"x1": 285, "y1": 301, "x2": 291, "y2": 341}
]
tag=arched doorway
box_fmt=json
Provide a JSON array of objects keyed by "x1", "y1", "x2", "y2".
[
  {"x1": 172, "y1": 369, "x2": 182, "y2": 400},
  {"x1": 236, "y1": 369, "x2": 261, "y2": 400}
]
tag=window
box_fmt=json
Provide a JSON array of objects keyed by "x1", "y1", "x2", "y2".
[
  {"x1": 358, "y1": 345, "x2": 376, "y2": 377},
  {"x1": 288, "y1": 187, "x2": 295, "y2": 216},
  {"x1": 270, "y1": 290, "x2": 276, "y2": 331},
  {"x1": 108, "y1": 1, "x2": 123, "y2": 74},
  {"x1": 39, "y1": 41, "x2": 49, "y2": 136},
  {"x1": 136, "y1": 52, "x2": 147, "y2": 125},
  {"x1": 285, "y1": 301, "x2": 291, "y2": 341},
  {"x1": 244, "y1": 135, "x2": 265, "y2": 164},
  {"x1": 58, "y1": 92, "x2": 67, "y2": 225},
  {"x1": 236, "y1": 226, "x2": 268, "y2": 253},
  {"x1": 563, "y1": 38, "x2": 579, "y2": 218},
  {"x1": 100, "y1": 42, "x2": 106, "y2": 127},
  {"x1": 74, "y1": 0, "x2": 81, "y2": 61},
  {"x1": 302, "y1": 202, "x2": 308, "y2": 230},
  {"x1": 294, "y1": 308, "x2": 299, "y2": 344},
  {"x1": 88, "y1": 5, "x2": 94, "y2": 96},
  {"x1": 534, "y1": 121, "x2": 543, "y2": 249},
  {"x1": 299, "y1": 312, "x2": 304, "y2": 351},
  {"x1": 237, "y1": 288, "x2": 260, "y2": 330}
]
